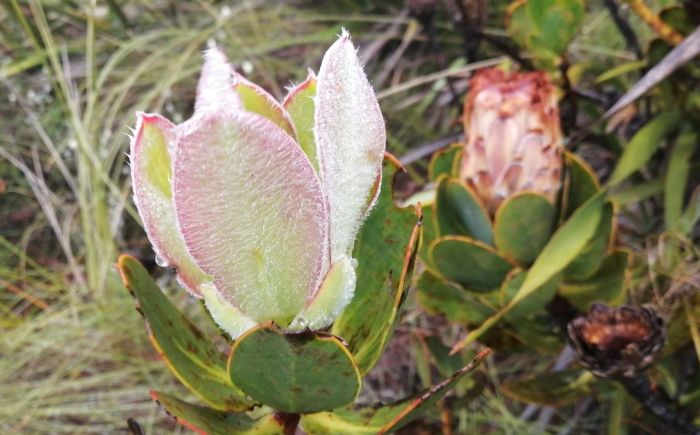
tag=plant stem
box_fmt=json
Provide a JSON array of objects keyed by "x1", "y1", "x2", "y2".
[
  {"x1": 619, "y1": 375, "x2": 700, "y2": 434},
  {"x1": 623, "y1": 0, "x2": 684, "y2": 46},
  {"x1": 603, "y1": 0, "x2": 643, "y2": 59},
  {"x1": 274, "y1": 412, "x2": 300, "y2": 435}
]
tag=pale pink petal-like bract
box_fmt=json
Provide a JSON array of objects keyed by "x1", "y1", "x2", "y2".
[
  {"x1": 194, "y1": 48, "x2": 242, "y2": 114},
  {"x1": 130, "y1": 112, "x2": 207, "y2": 297},
  {"x1": 315, "y1": 31, "x2": 386, "y2": 264},
  {"x1": 173, "y1": 110, "x2": 328, "y2": 326}
]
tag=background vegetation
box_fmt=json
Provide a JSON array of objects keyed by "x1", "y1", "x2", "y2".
[{"x1": 1, "y1": 0, "x2": 698, "y2": 433}]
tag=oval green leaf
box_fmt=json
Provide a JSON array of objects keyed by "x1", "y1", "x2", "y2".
[
  {"x1": 228, "y1": 323, "x2": 361, "y2": 414},
  {"x1": 562, "y1": 151, "x2": 600, "y2": 218},
  {"x1": 451, "y1": 192, "x2": 606, "y2": 353},
  {"x1": 434, "y1": 177, "x2": 493, "y2": 244},
  {"x1": 417, "y1": 270, "x2": 495, "y2": 326},
  {"x1": 499, "y1": 269, "x2": 558, "y2": 322},
  {"x1": 430, "y1": 236, "x2": 512, "y2": 292},
  {"x1": 494, "y1": 193, "x2": 556, "y2": 265},
  {"x1": 299, "y1": 350, "x2": 490, "y2": 434},
  {"x1": 428, "y1": 144, "x2": 463, "y2": 181},
  {"x1": 560, "y1": 250, "x2": 628, "y2": 311}
]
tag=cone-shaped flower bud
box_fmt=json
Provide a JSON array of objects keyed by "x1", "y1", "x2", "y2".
[
  {"x1": 460, "y1": 68, "x2": 563, "y2": 214},
  {"x1": 567, "y1": 303, "x2": 665, "y2": 378},
  {"x1": 129, "y1": 30, "x2": 385, "y2": 339}
]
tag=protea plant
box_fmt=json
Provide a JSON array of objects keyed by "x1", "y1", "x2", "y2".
[
  {"x1": 416, "y1": 67, "x2": 626, "y2": 352},
  {"x1": 118, "y1": 31, "x2": 487, "y2": 434}
]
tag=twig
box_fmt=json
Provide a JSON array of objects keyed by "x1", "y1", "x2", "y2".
[
  {"x1": 620, "y1": 375, "x2": 700, "y2": 434},
  {"x1": 105, "y1": 0, "x2": 132, "y2": 31},
  {"x1": 559, "y1": 58, "x2": 578, "y2": 136},
  {"x1": 604, "y1": 0, "x2": 643, "y2": 59},
  {"x1": 419, "y1": 2, "x2": 460, "y2": 108},
  {"x1": 376, "y1": 56, "x2": 506, "y2": 100},
  {"x1": 604, "y1": 27, "x2": 700, "y2": 117},
  {"x1": 479, "y1": 32, "x2": 535, "y2": 70},
  {"x1": 399, "y1": 133, "x2": 462, "y2": 166},
  {"x1": 451, "y1": 0, "x2": 483, "y2": 63},
  {"x1": 624, "y1": 0, "x2": 684, "y2": 46},
  {"x1": 274, "y1": 412, "x2": 300, "y2": 435},
  {"x1": 0, "y1": 279, "x2": 50, "y2": 311}
]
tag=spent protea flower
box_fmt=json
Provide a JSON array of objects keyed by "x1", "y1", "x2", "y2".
[
  {"x1": 567, "y1": 303, "x2": 665, "y2": 378},
  {"x1": 129, "y1": 30, "x2": 385, "y2": 339},
  {"x1": 460, "y1": 68, "x2": 563, "y2": 214}
]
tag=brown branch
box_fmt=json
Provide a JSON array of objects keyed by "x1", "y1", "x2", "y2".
[{"x1": 624, "y1": 0, "x2": 684, "y2": 45}]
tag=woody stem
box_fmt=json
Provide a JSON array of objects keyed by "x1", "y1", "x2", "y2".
[{"x1": 619, "y1": 374, "x2": 700, "y2": 434}]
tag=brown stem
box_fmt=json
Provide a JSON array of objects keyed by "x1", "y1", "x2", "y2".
[
  {"x1": 619, "y1": 375, "x2": 700, "y2": 434},
  {"x1": 440, "y1": 396, "x2": 454, "y2": 435},
  {"x1": 604, "y1": 0, "x2": 643, "y2": 59},
  {"x1": 559, "y1": 58, "x2": 577, "y2": 136},
  {"x1": 624, "y1": 0, "x2": 684, "y2": 45},
  {"x1": 274, "y1": 412, "x2": 301, "y2": 435}
]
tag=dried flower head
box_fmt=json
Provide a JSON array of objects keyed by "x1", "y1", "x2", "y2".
[
  {"x1": 567, "y1": 303, "x2": 665, "y2": 378},
  {"x1": 460, "y1": 68, "x2": 563, "y2": 214}
]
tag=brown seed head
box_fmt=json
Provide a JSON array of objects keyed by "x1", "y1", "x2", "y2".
[{"x1": 567, "y1": 303, "x2": 665, "y2": 378}]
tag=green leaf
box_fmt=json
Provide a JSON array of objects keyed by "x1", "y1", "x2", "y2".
[
  {"x1": 562, "y1": 151, "x2": 600, "y2": 217},
  {"x1": 563, "y1": 202, "x2": 614, "y2": 281},
  {"x1": 417, "y1": 270, "x2": 495, "y2": 326},
  {"x1": 560, "y1": 250, "x2": 628, "y2": 311},
  {"x1": 116, "y1": 255, "x2": 252, "y2": 411},
  {"x1": 434, "y1": 177, "x2": 493, "y2": 244},
  {"x1": 505, "y1": 315, "x2": 563, "y2": 354},
  {"x1": 331, "y1": 154, "x2": 421, "y2": 375},
  {"x1": 680, "y1": 187, "x2": 700, "y2": 235},
  {"x1": 430, "y1": 236, "x2": 513, "y2": 292},
  {"x1": 502, "y1": 369, "x2": 594, "y2": 406},
  {"x1": 608, "y1": 112, "x2": 680, "y2": 186},
  {"x1": 423, "y1": 336, "x2": 467, "y2": 379},
  {"x1": 665, "y1": 290, "x2": 700, "y2": 356},
  {"x1": 506, "y1": 0, "x2": 585, "y2": 66},
  {"x1": 419, "y1": 203, "x2": 438, "y2": 270},
  {"x1": 665, "y1": 129, "x2": 697, "y2": 231},
  {"x1": 227, "y1": 322, "x2": 361, "y2": 414},
  {"x1": 512, "y1": 192, "x2": 605, "y2": 306},
  {"x1": 493, "y1": 193, "x2": 555, "y2": 265},
  {"x1": 610, "y1": 179, "x2": 662, "y2": 206},
  {"x1": 428, "y1": 144, "x2": 462, "y2": 181},
  {"x1": 595, "y1": 60, "x2": 647, "y2": 83},
  {"x1": 151, "y1": 391, "x2": 284, "y2": 435},
  {"x1": 500, "y1": 270, "x2": 558, "y2": 322},
  {"x1": 299, "y1": 350, "x2": 490, "y2": 434},
  {"x1": 451, "y1": 192, "x2": 605, "y2": 352}
]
